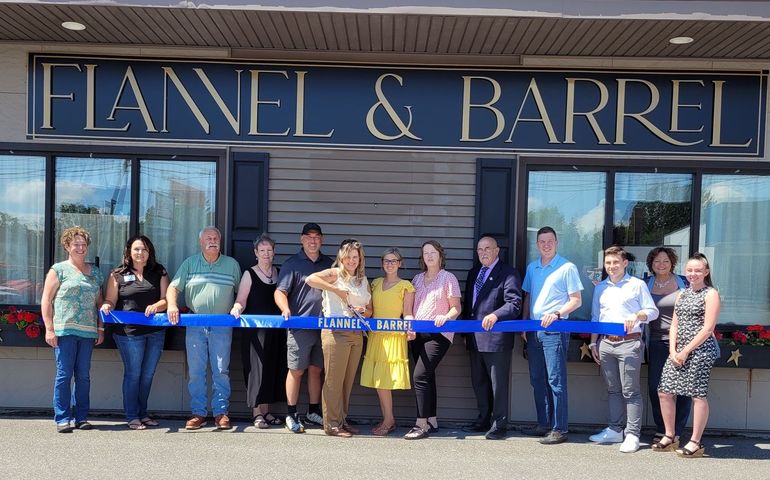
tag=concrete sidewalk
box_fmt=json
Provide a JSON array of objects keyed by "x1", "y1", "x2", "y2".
[{"x1": 2, "y1": 416, "x2": 768, "y2": 480}]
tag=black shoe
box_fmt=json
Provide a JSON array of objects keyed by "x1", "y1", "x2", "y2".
[
  {"x1": 463, "y1": 421, "x2": 491, "y2": 433},
  {"x1": 427, "y1": 422, "x2": 439, "y2": 434},
  {"x1": 522, "y1": 424, "x2": 550, "y2": 437},
  {"x1": 485, "y1": 427, "x2": 508, "y2": 440},
  {"x1": 539, "y1": 431, "x2": 568, "y2": 445},
  {"x1": 75, "y1": 421, "x2": 93, "y2": 430}
]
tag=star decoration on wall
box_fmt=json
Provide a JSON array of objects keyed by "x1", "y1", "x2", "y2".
[
  {"x1": 580, "y1": 342, "x2": 592, "y2": 360},
  {"x1": 727, "y1": 349, "x2": 742, "y2": 366}
]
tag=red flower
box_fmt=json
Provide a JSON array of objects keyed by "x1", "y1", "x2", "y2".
[
  {"x1": 746, "y1": 324, "x2": 764, "y2": 332},
  {"x1": 6, "y1": 312, "x2": 18, "y2": 324},
  {"x1": 714, "y1": 331, "x2": 723, "y2": 341},
  {"x1": 759, "y1": 331, "x2": 770, "y2": 340},
  {"x1": 22, "y1": 311, "x2": 38, "y2": 323},
  {"x1": 25, "y1": 324, "x2": 41, "y2": 338},
  {"x1": 8, "y1": 306, "x2": 16, "y2": 312},
  {"x1": 732, "y1": 330, "x2": 748, "y2": 344}
]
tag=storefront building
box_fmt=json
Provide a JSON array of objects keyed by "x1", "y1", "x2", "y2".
[{"x1": 1, "y1": 1, "x2": 769, "y2": 432}]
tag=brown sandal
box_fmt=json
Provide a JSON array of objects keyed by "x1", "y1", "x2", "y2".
[
  {"x1": 372, "y1": 423, "x2": 396, "y2": 436},
  {"x1": 652, "y1": 434, "x2": 678, "y2": 452}
]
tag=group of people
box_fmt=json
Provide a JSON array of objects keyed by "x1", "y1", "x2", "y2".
[{"x1": 40, "y1": 223, "x2": 721, "y2": 457}]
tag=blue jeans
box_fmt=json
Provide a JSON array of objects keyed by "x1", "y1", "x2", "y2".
[
  {"x1": 526, "y1": 331, "x2": 569, "y2": 433},
  {"x1": 113, "y1": 330, "x2": 166, "y2": 422},
  {"x1": 186, "y1": 327, "x2": 232, "y2": 416},
  {"x1": 648, "y1": 338, "x2": 691, "y2": 436},
  {"x1": 53, "y1": 335, "x2": 95, "y2": 425}
]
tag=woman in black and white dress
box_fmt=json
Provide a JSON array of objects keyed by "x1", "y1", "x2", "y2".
[{"x1": 655, "y1": 253, "x2": 720, "y2": 458}]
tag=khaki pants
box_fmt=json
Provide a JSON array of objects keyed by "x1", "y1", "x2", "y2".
[{"x1": 321, "y1": 329, "x2": 363, "y2": 430}]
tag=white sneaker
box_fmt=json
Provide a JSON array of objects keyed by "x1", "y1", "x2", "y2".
[
  {"x1": 304, "y1": 412, "x2": 323, "y2": 427},
  {"x1": 589, "y1": 427, "x2": 624, "y2": 444},
  {"x1": 619, "y1": 433, "x2": 640, "y2": 453}
]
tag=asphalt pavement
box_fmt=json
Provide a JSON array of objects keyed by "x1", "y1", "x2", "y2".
[{"x1": 1, "y1": 416, "x2": 768, "y2": 480}]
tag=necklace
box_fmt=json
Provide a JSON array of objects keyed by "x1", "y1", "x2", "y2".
[
  {"x1": 654, "y1": 276, "x2": 673, "y2": 289},
  {"x1": 256, "y1": 264, "x2": 274, "y2": 282}
]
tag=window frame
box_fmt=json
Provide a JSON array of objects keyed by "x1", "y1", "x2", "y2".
[
  {"x1": 0, "y1": 142, "x2": 227, "y2": 309},
  {"x1": 517, "y1": 155, "x2": 770, "y2": 325}
]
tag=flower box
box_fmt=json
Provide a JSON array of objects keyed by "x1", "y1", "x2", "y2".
[{"x1": 715, "y1": 341, "x2": 770, "y2": 369}]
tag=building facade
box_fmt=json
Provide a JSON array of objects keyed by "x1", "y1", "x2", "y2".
[{"x1": 1, "y1": 1, "x2": 770, "y2": 432}]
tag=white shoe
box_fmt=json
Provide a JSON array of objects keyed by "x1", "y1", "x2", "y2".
[
  {"x1": 589, "y1": 427, "x2": 624, "y2": 444},
  {"x1": 619, "y1": 433, "x2": 640, "y2": 453}
]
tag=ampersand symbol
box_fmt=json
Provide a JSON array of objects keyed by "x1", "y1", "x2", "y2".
[{"x1": 365, "y1": 73, "x2": 422, "y2": 141}]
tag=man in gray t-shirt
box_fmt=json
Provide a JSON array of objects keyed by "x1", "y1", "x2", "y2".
[{"x1": 274, "y1": 222, "x2": 333, "y2": 433}]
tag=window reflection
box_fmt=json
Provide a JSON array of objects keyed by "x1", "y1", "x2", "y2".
[
  {"x1": 613, "y1": 173, "x2": 692, "y2": 278},
  {"x1": 527, "y1": 171, "x2": 606, "y2": 320},
  {"x1": 139, "y1": 160, "x2": 216, "y2": 275},
  {"x1": 0, "y1": 156, "x2": 46, "y2": 304},
  {"x1": 701, "y1": 175, "x2": 770, "y2": 326},
  {"x1": 54, "y1": 157, "x2": 131, "y2": 279}
]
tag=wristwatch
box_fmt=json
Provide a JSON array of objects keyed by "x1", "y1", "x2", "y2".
[{"x1": 553, "y1": 311, "x2": 561, "y2": 320}]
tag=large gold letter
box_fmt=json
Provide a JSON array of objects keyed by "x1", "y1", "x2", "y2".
[
  {"x1": 564, "y1": 78, "x2": 609, "y2": 144},
  {"x1": 248, "y1": 70, "x2": 290, "y2": 136},
  {"x1": 41, "y1": 63, "x2": 80, "y2": 129},
  {"x1": 108, "y1": 66, "x2": 157, "y2": 133},
  {"x1": 460, "y1": 76, "x2": 505, "y2": 142},
  {"x1": 366, "y1": 73, "x2": 422, "y2": 141},
  {"x1": 506, "y1": 78, "x2": 559, "y2": 144},
  {"x1": 193, "y1": 67, "x2": 241, "y2": 135},
  {"x1": 614, "y1": 79, "x2": 699, "y2": 146},
  {"x1": 294, "y1": 71, "x2": 334, "y2": 138},
  {"x1": 84, "y1": 64, "x2": 129, "y2": 132},
  {"x1": 671, "y1": 80, "x2": 704, "y2": 133},
  {"x1": 162, "y1": 67, "x2": 209, "y2": 134},
  {"x1": 710, "y1": 80, "x2": 752, "y2": 148}
]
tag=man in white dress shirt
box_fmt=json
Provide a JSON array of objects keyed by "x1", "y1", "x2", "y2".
[{"x1": 589, "y1": 246, "x2": 659, "y2": 453}]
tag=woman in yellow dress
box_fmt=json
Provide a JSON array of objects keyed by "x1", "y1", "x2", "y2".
[{"x1": 360, "y1": 247, "x2": 415, "y2": 436}]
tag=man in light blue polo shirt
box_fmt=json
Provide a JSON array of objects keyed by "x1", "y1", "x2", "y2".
[
  {"x1": 167, "y1": 226, "x2": 241, "y2": 431},
  {"x1": 522, "y1": 226, "x2": 583, "y2": 445}
]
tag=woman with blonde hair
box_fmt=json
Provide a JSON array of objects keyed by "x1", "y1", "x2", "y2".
[
  {"x1": 306, "y1": 239, "x2": 372, "y2": 437},
  {"x1": 360, "y1": 247, "x2": 415, "y2": 436}
]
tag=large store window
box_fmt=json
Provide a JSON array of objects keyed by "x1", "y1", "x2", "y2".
[
  {"x1": 526, "y1": 165, "x2": 770, "y2": 327},
  {"x1": 0, "y1": 155, "x2": 46, "y2": 304},
  {"x1": 613, "y1": 173, "x2": 692, "y2": 277},
  {"x1": 54, "y1": 157, "x2": 132, "y2": 279},
  {"x1": 0, "y1": 151, "x2": 218, "y2": 308},
  {"x1": 700, "y1": 175, "x2": 770, "y2": 326},
  {"x1": 526, "y1": 171, "x2": 606, "y2": 320},
  {"x1": 140, "y1": 160, "x2": 216, "y2": 274}
]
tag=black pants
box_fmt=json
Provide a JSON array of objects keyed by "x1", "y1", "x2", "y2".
[
  {"x1": 410, "y1": 333, "x2": 452, "y2": 418},
  {"x1": 469, "y1": 349, "x2": 511, "y2": 427}
]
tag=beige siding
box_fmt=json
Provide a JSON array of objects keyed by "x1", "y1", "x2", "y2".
[{"x1": 226, "y1": 147, "x2": 481, "y2": 422}]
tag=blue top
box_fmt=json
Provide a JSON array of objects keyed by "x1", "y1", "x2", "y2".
[
  {"x1": 51, "y1": 261, "x2": 104, "y2": 338},
  {"x1": 522, "y1": 254, "x2": 584, "y2": 320},
  {"x1": 276, "y1": 248, "x2": 334, "y2": 317}
]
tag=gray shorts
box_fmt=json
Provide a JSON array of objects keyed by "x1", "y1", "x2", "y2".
[{"x1": 287, "y1": 329, "x2": 324, "y2": 370}]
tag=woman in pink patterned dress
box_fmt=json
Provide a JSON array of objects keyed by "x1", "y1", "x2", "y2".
[{"x1": 403, "y1": 240, "x2": 462, "y2": 440}]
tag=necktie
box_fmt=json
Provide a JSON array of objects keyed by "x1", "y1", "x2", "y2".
[{"x1": 474, "y1": 266, "x2": 489, "y2": 305}]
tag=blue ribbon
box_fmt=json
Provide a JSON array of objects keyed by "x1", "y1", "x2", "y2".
[{"x1": 101, "y1": 311, "x2": 626, "y2": 335}]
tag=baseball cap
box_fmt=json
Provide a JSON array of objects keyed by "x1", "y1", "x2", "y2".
[{"x1": 301, "y1": 223, "x2": 323, "y2": 235}]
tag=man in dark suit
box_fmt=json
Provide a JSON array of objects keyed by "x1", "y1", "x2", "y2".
[{"x1": 462, "y1": 235, "x2": 523, "y2": 440}]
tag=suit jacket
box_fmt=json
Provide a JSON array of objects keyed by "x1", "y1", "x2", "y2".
[{"x1": 462, "y1": 261, "x2": 523, "y2": 352}]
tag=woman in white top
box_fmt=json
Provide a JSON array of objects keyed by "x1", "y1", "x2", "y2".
[{"x1": 306, "y1": 239, "x2": 372, "y2": 437}]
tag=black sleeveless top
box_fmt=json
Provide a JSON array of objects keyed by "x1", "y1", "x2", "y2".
[
  {"x1": 113, "y1": 266, "x2": 167, "y2": 336},
  {"x1": 243, "y1": 267, "x2": 280, "y2": 315}
]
